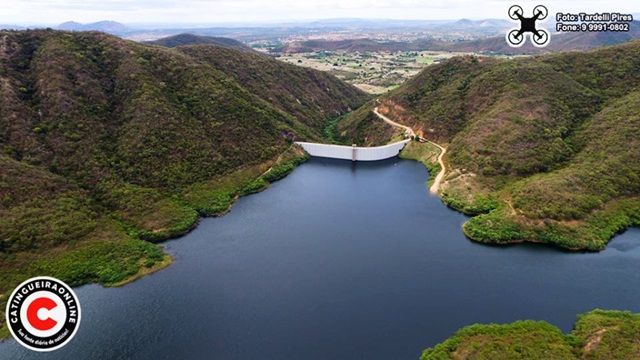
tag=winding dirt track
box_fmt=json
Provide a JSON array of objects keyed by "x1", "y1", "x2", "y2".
[
  {"x1": 373, "y1": 107, "x2": 446, "y2": 194},
  {"x1": 427, "y1": 141, "x2": 446, "y2": 194},
  {"x1": 373, "y1": 107, "x2": 415, "y2": 138}
]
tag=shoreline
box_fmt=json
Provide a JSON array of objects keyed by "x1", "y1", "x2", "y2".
[
  {"x1": 398, "y1": 141, "x2": 640, "y2": 252},
  {"x1": 372, "y1": 107, "x2": 447, "y2": 194},
  {"x1": 97, "y1": 149, "x2": 311, "y2": 289},
  {"x1": 0, "y1": 147, "x2": 310, "y2": 341},
  {"x1": 108, "y1": 253, "x2": 174, "y2": 288}
]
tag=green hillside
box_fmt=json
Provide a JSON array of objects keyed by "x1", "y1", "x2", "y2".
[
  {"x1": 334, "y1": 101, "x2": 403, "y2": 145},
  {"x1": 421, "y1": 309, "x2": 640, "y2": 360},
  {"x1": 342, "y1": 40, "x2": 640, "y2": 250},
  {"x1": 178, "y1": 44, "x2": 367, "y2": 131},
  {"x1": 0, "y1": 29, "x2": 367, "y2": 336},
  {"x1": 146, "y1": 33, "x2": 252, "y2": 51}
]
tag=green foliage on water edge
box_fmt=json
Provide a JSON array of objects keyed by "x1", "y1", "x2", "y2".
[
  {"x1": 0, "y1": 146, "x2": 309, "y2": 339},
  {"x1": 421, "y1": 309, "x2": 640, "y2": 360},
  {"x1": 240, "y1": 178, "x2": 269, "y2": 195},
  {"x1": 399, "y1": 141, "x2": 442, "y2": 187},
  {"x1": 422, "y1": 320, "x2": 576, "y2": 360},
  {"x1": 262, "y1": 154, "x2": 309, "y2": 183},
  {"x1": 441, "y1": 193, "x2": 499, "y2": 216},
  {"x1": 0, "y1": 221, "x2": 169, "y2": 339},
  {"x1": 462, "y1": 197, "x2": 640, "y2": 251}
]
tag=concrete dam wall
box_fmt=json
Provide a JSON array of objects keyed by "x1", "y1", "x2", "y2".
[{"x1": 295, "y1": 140, "x2": 410, "y2": 161}]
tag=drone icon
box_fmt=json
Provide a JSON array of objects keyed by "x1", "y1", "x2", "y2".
[{"x1": 506, "y1": 5, "x2": 550, "y2": 48}]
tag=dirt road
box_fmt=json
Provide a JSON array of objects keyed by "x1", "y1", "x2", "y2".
[{"x1": 373, "y1": 107, "x2": 446, "y2": 194}]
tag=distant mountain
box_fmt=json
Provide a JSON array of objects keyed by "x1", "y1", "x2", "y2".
[
  {"x1": 146, "y1": 33, "x2": 253, "y2": 52},
  {"x1": 280, "y1": 21, "x2": 640, "y2": 54},
  {"x1": 448, "y1": 21, "x2": 640, "y2": 54},
  {"x1": 119, "y1": 18, "x2": 509, "y2": 43},
  {"x1": 301, "y1": 18, "x2": 508, "y2": 34},
  {"x1": 57, "y1": 20, "x2": 128, "y2": 34},
  {"x1": 0, "y1": 24, "x2": 24, "y2": 30},
  {"x1": 440, "y1": 18, "x2": 511, "y2": 33},
  {"x1": 455, "y1": 18, "x2": 474, "y2": 25},
  {"x1": 57, "y1": 21, "x2": 83, "y2": 31}
]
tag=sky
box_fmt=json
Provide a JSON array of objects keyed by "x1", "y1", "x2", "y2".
[{"x1": 2, "y1": 0, "x2": 639, "y2": 26}]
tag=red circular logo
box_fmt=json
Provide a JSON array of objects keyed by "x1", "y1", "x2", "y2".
[{"x1": 5, "y1": 277, "x2": 81, "y2": 352}]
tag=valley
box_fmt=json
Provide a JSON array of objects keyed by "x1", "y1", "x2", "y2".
[
  {"x1": 1, "y1": 13, "x2": 640, "y2": 358},
  {"x1": 275, "y1": 50, "x2": 472, "y2": 94}
]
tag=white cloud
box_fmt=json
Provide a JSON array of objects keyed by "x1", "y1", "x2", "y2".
[{"x1": 2, "y1": 0, "x2": 638, "y2": 26}]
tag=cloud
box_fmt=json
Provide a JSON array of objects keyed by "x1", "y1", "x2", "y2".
[{"x1": 2, "y1": 0, "x2": 638, "y2": 26}]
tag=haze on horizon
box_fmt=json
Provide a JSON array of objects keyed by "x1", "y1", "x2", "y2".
[{"x1": 2, "y1": 0, "x2": 638, "y2": 27}]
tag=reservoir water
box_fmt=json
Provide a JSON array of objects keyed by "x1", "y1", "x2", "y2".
[{"x1": 2, "y1": 158, "x2": 640, "y2": 359}]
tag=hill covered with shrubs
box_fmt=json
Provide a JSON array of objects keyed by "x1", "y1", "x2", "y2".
[
  {"x1": 0, "y1": 29, "x2": 368, "y2": 336},
  {"x1": 344, "y1": 40, "x2": 640, "y2": 250}
]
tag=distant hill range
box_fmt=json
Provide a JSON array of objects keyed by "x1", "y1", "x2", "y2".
[
  {"x1": 451, "y1": 20, "x2": 640, "y2": 54},
  {"x1": 57, "y1": 20, "x2": 129, "y2": 34},
  {"x1": 280, "y1": 38, "x2": 439, "y2": 53},
  {"x1": 435, "y1": 18, "x2": 511, "y2": 34},
  {"x1": 280, "y1": 21, "x2": 640, "y2": 55},
  {"x1": 0, "y1": 24, "x2": 24, "y2": 30},
  {"x1": 38, "y1": 17, "x2": 512, "y2": 43},
  {"x1": 146, "y1": 33, "x2": 254, "y2": 52},
  {"x1": 303, "y1": 18, "x2": 511, "y2": 35}
]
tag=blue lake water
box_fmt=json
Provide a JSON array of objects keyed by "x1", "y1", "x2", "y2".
[{"x1": 2, "y1": 158, "x2": 640, "y2": 359}]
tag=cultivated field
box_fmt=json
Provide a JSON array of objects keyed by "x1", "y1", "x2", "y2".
[{"x1": 276, "y1": 50, "x2": 472, "y2": 94}]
